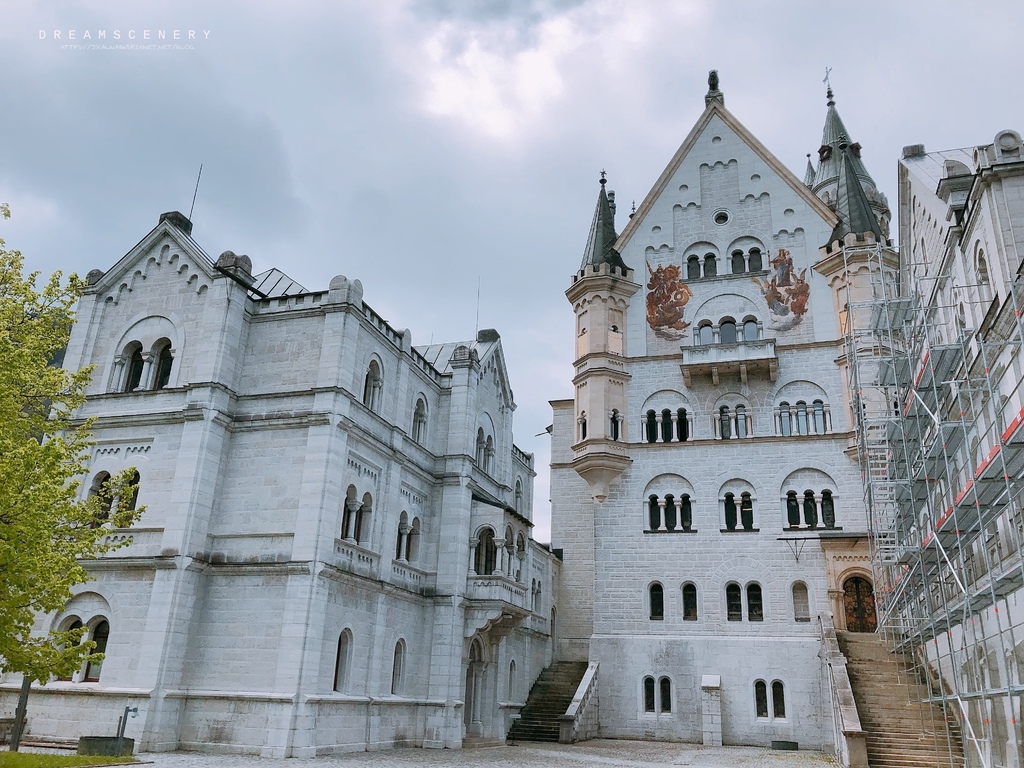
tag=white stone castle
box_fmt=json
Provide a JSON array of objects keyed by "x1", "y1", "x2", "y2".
[{"x1": 3, "y1": 73, "x2": 1023, "y2": 763}]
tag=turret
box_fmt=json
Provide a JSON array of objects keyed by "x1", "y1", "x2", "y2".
[{"x1": 565, "y1": 175, "x2": 640, "y2": 501}]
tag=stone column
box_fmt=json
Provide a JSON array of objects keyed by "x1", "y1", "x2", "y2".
[
  {"x1": 670, "y1": 412, "x2": 679, "y2": 442},
  {"x1": 110, "y1": 356, "x2": 127, "y2": 392},
  {"x1": 655, "y1": 413, "x2": 664, "y2": 443},
  {"x1": 824, "y1": 404, "x2": 833, "y2": 433},
  {"x1": 468, "y1": 538, "x2": 478, "y2": 575},
  {"x1": 657, "y1": 500, "x2": 667, "y2": 532},
  {"x1": 730, "y1": 413, "x2": 739, "y2": 439},
  {"x1": 397, "y1": 525, "x2": 409, "y2": 561},
  {"x1": 343, "y1": 499, "x2": 360, "y2": 540},
  {"x1": 686, "y1": 412, "x2": 694, "y2": 441}
]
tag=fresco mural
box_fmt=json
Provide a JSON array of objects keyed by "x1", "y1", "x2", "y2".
[
  {"x1": 751, "y1": 248, "x2": 809, "y2": 331},
  {"x1": 646, "y1": 261, "x2": 693, "y2": 340}
]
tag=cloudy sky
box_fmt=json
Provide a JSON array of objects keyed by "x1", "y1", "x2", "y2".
[{"x1": 3, "y1": 0, "x2": 1023, "y2": 541}]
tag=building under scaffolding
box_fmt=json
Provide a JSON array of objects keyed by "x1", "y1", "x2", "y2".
[{"x1": 838, "y1": 131, "x2": 1024, "y2": 768}]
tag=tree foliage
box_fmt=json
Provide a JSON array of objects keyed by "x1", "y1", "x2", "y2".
[{"x1": 0, "y1": 206, "x2": 141, "y2": 682}]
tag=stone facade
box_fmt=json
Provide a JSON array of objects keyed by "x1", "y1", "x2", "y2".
[
  {"x1": 550, "y1": 86, "x2": 880, "y2": 749},
  {"x1": 0, "y1": 215, "x2": 557, "y2": 756}
]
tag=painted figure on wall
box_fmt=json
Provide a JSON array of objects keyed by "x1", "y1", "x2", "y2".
[
  {"x1": 751, "y1": 249, "x2": 809, "y2": 330},
  {"x1": 646, "y1": 261, "x2": 693, "y2": 340}
]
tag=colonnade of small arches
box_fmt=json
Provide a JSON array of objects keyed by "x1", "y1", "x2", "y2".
[
  {"x1": 626, "y1": 399, "x2": 832, "y2": 444},
  {"x1": 684, "y1": 245, "x2": 765, "y2": 281},
  {"x1": 643, "y1": 486, "x2": 839, "y2": 533},
  {"x1": 645, "y1": 580, "x2": 811, "y2": 623},
  {"x1": 54, "y1": 615, "x2": 110, "y2": 683},
  {"x1": 110, "y1": 338, "x2": 175, "y2": 392},
  {"x1": 86, "y1": 469, "x2": 141, "y2": 525},
  {"x1": 693, "y1": 316, "x2": 762, "y2": 346},
  {"x1": 471, "y1": 525, "x2": 528, "y2": 581}
]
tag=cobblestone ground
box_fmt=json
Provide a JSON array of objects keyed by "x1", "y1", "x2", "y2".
[{"x1": 110, "y1": 740, "x2": 837, "y2": 768}]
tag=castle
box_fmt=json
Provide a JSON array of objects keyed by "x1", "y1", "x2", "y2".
[{"x1": 2, "y1": 74, "x2": 1022, "y2": 764}]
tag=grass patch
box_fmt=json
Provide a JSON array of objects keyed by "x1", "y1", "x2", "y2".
[{"x1": 0, "y1": 754, "x2": 136, "y2": 768}]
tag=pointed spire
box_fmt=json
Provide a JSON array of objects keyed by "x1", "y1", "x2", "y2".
[
  {"x1": 829, "y1": 139, "x2": 884, "y2": 243},
  {"x1": 580, "y1": 174, "x2": 629, "y2": 273},
  {"x1": 803, "y1": 153, "x2": 816, "y2": 187},
  {"x1": 812, "y1": 84, "x2": 877, "y2": 195}
]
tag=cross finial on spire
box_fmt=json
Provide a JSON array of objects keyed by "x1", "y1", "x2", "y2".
[
  {"x1": 600, "y1": 169, "x2": 607, "y2": 185},
  {"x1": 823, "y1": 66, "x2": 835, "y2": 106}
]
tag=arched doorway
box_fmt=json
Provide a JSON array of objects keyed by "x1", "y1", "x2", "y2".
[
  {"x1": 464, "y1": 639, "x2": 484, "y2": 736},
  {"x1": 843, "y1": 576, "x2": 877, "y2": 632}
]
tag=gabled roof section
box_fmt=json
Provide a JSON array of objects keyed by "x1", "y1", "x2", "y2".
[
  {"x1": 830, "y1": 141, "x2": 884, "y2": 242},
  {"x1": 614, "y1": 99, "x2": 838, "y2": 250},
  {"x1": 580, "y1": 175, "x2": 629, "y2": 272},
  {"x1": 414, "y1": 329, "x2": 515, "y2": 408},
  {"x1": 86, "y1": 212, "x2": 216, "y2": 294}
]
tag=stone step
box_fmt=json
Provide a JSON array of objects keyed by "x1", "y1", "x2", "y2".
[{"x1": 507, "y1": 661, "x2": 589, "y2": 743}]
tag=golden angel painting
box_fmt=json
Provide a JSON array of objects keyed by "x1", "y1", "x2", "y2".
[{"x1": 751, "y1": 248, "x2": 810, "y2": 331}]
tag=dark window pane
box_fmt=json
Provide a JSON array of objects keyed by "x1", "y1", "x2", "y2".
[
  {"x1": 683, "y1": 584, "x2": 697, "y2": 620},
  {"x1": 747, "y1": 584, "x2": 763, "y2": 621},
  {"x1": 772, "y1": 681, "x2": 786, "y2": 718},
  {"x1": 650, "y1": 584, "x2": 664, "y2": 620},
  {"x1": 755, "y1": 681, "x2": 768, "y2": 717},
  {"x1": 644, "y1": 677, "x2": 655, "y2": 712},
  {"x1": 727, "y1": 584, "x2": 742, "y2": 621}
]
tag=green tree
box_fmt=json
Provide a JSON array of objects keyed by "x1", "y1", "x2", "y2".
[{"x1": 0, "y1": 205, "x2": 141, "y2": 683}]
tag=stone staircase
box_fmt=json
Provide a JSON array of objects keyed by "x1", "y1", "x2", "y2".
[
  {"x1": 507, "y1": 661, "x2": 588, "y2": 743},
  {"x1": 837, "y1": 631, "x2": 965, "y2": 768}
]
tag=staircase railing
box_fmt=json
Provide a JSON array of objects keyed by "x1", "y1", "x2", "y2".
[
  {"x1": 559, "y1": 662, "x2": 598, "y2": 743},
  {"x1": 819, "y1": 616, "x2": 869, "y2": 768}
]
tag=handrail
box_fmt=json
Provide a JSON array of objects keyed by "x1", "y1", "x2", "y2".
[
  {"x1": 559, "y1": 662, "x2": 598, "y2": 744},
  {"x1": 818, "y1": 616, "x2": 869, "y2": 768}
]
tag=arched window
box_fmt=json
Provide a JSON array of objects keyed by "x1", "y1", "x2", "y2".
[
  {"x1": 812, "y1": 400, "x2": 826, "y2": 434},
  {"x1": 154, "y1": 339, "x2": 174, "y2": 389},
  {"x1": 515, "y1": 533, "x2": 526, "y2": 581},
  {"x1": 977, "y1": 251, "x2": 990, "y2": 293},
  {"x1": 88, "y1": 472, "x2": 113, "y2": 528},
  {"x1": 676, "y1": 408, "x2": 688, "y2": 441},
  {"x1": 649, "y1": 583, "x2": 664, "y2": 620},
  {"x1": 659, "y1": 677, "x2": 672, "y2": 712},
  {"x1": 508, "y1": 659, "x2": 517, "y2": 700},
  {"x1": 396, "y1": 511, "x2": 409, "y2": 560},
  {"x1": 354, "y1": 493, "x2": 372, "y2": 545},
  {"x1": 663, "y1": 494, "x2": 677, "y2": 531},
  {"x1": 645, "y1": 410, "x2": 658, "y2": 443},
  {"x1": 731, "y1": 250, "x2": 745, "y2": 274},
  {"x1": 786, "y1": 491, "x2": 800, "y2": 528},
  {"x1": 803, "y1": 490, "x2": 818, "y2": 529},
  {"x1": 362, "y1": 360, "x2": 382, "y2": 411},
  {"x1": 743, "y1": 319, "x2": 758, "y2": 342},
  {"x1": 476, "y1": 428, "x2": 486, "y2": 465},
  {"x1": 747, "y1": 583, "x2": 763, "y2": 621},
  {"x1": 57, "y1": 619, "x2": 84, "y2": 681},
  {"x1": 660, "y1": 409, "x2": 673, "y2": 443},
  {"x1": 83, "y1": 619, "x2": 109, "y2": 681},
  {"x1": 792, "y1": 582, "x2": 810, "y2": 622},
  {"x1": 682, "y1": 583, "x2": 697, "y2": 620},
  {"x1": 680, "y1": 494, "x2": 693, "y2": 532},
  {"x1": 719, "y1": 406, "x2": 732, "y2": 439},
  {"x1": 719, "y1": 320, "x2": 737, "y2": 344},
  {"x1": 772, "y1": 680, "x2": 786, "y2": 718},
  {"x1": 748, "y1": 248, "x2": 763, "y2": 272},
  {"x1": 687, "y1": 256, "x2": 701, "y2": 280},
  {"x1": 334, "y1": 630, "x2": 352, "y2": 692},
  {"x1": 126, "y1": 470, "x2": 140, "y2": 511},
  {"x1": 648, "y1": 495, "x2": 660, "y2": 531},
  {"x1": 778, "y1": 402, "x2": 792, "y2": 436},
  {"x1": 412, "y1": 398, "x2": 428, "y2": 443},
  {"x1": 610, "y1": 409, "x2": 621, "y2": 441},
  {"x1": 484, "y1": 435, "x2": 494, "y2": 473},
  {"x1": 726, "y1": 583, "x2": 742, "y2": 621},
  {"x1": 724, "y1": 492, "x2": 737, "y2": 531},
  {"x1": 643, "y1": 676, "x2": 656, "y2": 712},
  {"x1": 698, "y1": 322, "x2": 714, "y2": 345},
  {"x1": 391, "y1": 640, "x2": 406, "y2": 695},
  {"x1": 406, "y1": 517, "x2": 421, "y2": 562},
  {"x1": 124, "y1": 345, "x2": 144, "y2": 393},
  {"x1": 740, "y1": 492, "x2": 754, "y2": 531},
  {"x1": 755, "y1": 680, "x2": 768, "y2": 717},
  {"x1": 735, "y1": 405, "x2": 748, "y2": 439},
  {"x1": 475, "y1": 529, "x2": 497, "y2": 575},
  {"x1": 795, "y1": 401, "x2": 809, "y2": 435},
  {"x1": 703, "y1": 253, "x2": 717, "y2": 278},
  {"x1": 822, "y1": 491, "x2": 835, "y2": 529}
]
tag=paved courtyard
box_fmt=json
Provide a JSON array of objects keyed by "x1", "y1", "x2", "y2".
[{"x1": 121, "y1": 740, "x2": 836, "y2": 768}]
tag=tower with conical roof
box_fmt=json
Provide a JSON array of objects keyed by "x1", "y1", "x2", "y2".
[{"x1": 565, "y1": 173, "x2": 640, "y2": 503}]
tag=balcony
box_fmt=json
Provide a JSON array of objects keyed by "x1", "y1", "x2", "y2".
[
  {"x1": 464, "y1": 574, "x2": 530, "y2": 638},
  {"x1": 680, "y1": 339, "x2": 777, "y2": 387}
]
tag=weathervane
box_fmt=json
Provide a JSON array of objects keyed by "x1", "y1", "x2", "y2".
[{"x1": 823, "y1": 66, "x2": 832, "y2": 91}]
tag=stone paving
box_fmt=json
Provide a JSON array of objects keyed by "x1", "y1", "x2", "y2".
[{"x1": 88, "y1": 739, "x2": 838, "y2": 768}]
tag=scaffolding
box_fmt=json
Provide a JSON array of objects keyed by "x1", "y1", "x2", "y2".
[{"x1": 841, "y1": 238, "x2": 1024, "y2": 768}]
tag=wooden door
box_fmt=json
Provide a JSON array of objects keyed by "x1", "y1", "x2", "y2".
[{"x1": 843, "y1": 576, "x2": 877, "y2": 632}]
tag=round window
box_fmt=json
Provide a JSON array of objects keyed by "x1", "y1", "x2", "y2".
[{"x1": 713, "y1": 210, "x2": 730, "y2": 226}]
